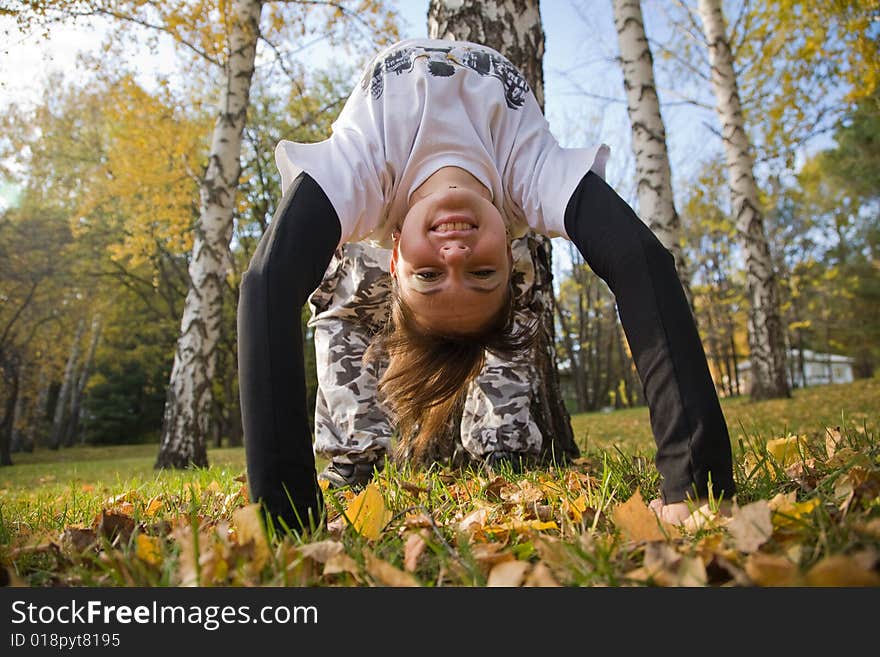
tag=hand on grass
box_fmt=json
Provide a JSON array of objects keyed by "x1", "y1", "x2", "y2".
[{"x1": 648, "y1": 497, "x2": 732, "y2": 526}]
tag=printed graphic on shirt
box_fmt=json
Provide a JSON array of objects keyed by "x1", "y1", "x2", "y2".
[{"x1": 361, "y1": 43, "x2": 530, "y2": 110}]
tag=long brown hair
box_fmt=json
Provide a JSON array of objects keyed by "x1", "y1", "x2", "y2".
[{"x1": 366, "y1": 280, "x2": 537, "y2": 466}]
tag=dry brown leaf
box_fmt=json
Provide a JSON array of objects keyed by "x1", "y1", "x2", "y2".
[
  {"x1": 744, "y1": 552, "x2": 802, "y2": 586},
  {"x1": 471, "y1": 542, "x2": 515, "y2": 572},
  {"x1": 403, "y1": 531, "x2": 427, "y2": 573},
  {"x1": 677, "y1": 556, "x2": 708, "y2": 587},
  {"x1": 824, "y1": 426, "x2": 844, "y2": 459},
  {"x1": 95, "y1": 510, "x2": 136, "y2": 544},
  {"x1": 171, "y1": 524, "x2": 199, "y2": 587},
  {"x1": 298, "y1": 540, "x2": 345, "y2": 563},
  {"x1": 805, "y1": 555, "x2": 880, "y2": 587},
  {"x1": 727, "y1": 500, "x2": 772, "y2": 553},
  {"x1": 458, "y1": 507, "x2": 489, "y2": 533},
  {"x1": 232, "y1": 504, "x2": 270, "y2": 571},
  {"x1": 487, "y1": 560, "x2": 530, "y2": 587},
  {"x1": 500, "y1": 480, "x2": 544, "y2": 504},
  {"x1": 524, "y1": 562, "x2": 560, "y2": 587},
  {"x1": 363, "y1": 550, "x2": 420, "y2": 587},
  {"x1": 323, "y1": 553, "x2": 361, "y2": 577},
  {"x1": 343, "y1": 484, "x2": 391, "y2": 541},
  {"x1": 612, "y1": 489, "x2": 673, "y2": 543},
  {"x1": 58, "y1": 526, "x2": 97, "y2": 555}
]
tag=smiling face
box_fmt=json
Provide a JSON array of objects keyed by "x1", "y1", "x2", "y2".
[{"x1": 390, "y1": 185, "x2": 513, "y2": 335}]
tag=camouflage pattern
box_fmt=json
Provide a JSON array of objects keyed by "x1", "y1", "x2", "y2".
[{"x1": 308, "y1": 237, "x2": 544, "y2": 464}]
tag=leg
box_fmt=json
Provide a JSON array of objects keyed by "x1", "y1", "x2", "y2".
[
  {"x1": 460, "y1": 234, "x2": 542, "y2": 464},
  {"x1": 309, "y1": 242, "x2": 394, "y2": 485}
]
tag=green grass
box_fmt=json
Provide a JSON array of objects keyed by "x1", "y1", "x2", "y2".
[{"x1": 1, "y1": 377, "x2": 878, "y2": 587}]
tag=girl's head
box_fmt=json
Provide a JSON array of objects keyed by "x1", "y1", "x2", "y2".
[
  {"x1": 373, "y1": 171, "x2": 536, "y2": 463},
  {"x1": 390, "y1": 174, "x2": 513, "y2": 335}
]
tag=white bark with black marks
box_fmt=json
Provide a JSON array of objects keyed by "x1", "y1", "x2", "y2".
[
  {"x1": 428, "y1": 0, "x2": 579, "y2": 461},
  {"x1": 156, "y1": 0, "x2": 262, "y2": 468},
  {"x1": 612, "y1": 0, "x2": 695, "y2": 310},
  {"x1": 49, "y1": 319, "x2": 86, "y2": 450},
  {"x1": 697, "y1": 0, "x2": 789, "y2": 399}
]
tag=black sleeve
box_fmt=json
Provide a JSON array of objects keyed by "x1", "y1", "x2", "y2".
[
  {"x1": 237, "y1": 173, "x2": 341, "y2": 532},
  {"x1": 563, "y1": 172, "x2": 736, "y2": 504}
]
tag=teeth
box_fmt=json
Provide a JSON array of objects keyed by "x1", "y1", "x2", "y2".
[{"x1": 434, "y1": 222, "x2": 474, "y2": 232}]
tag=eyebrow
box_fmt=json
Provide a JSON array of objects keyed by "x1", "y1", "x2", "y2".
[{"x1": 415, "y1": 282, "x2": 503, "y2": 296}]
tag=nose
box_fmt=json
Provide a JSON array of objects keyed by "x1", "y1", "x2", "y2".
[{"x1": 440, "y1": 242, "x2": 471, "y2": 263}]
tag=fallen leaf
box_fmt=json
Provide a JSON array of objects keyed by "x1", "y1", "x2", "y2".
[
  {"x1": 727, "y1": 500, "x2": 772, "y2": 553},
  {"x1": 95, "y1": 510, "x2": 136, "y2": 544},
  {"x1": 323, "y1": 553, "x2": 361, "y2": 577},
  {"x1": 470, "y1": 542, "x2": 515, "y2": 571},
  {"x1": 233, "y1": 504, "x2": 270, "y2": 571},
  {"x1": 500, "y1": 480, "x2": 544, "y2": 504},
  {"x1": 524, "y1": 563, "x2": 560, "y2": 587},
  {"x1": 805, "y1": 555, "x2": 880, "y2": 587},
  {"x1": 824, "y1": 426, "x2": 844, "y2": 459},
  {"x1": 612, "y1": 489, "x2": 670, "y2": 543},
  {"x1": 58, "y1": 526, "x2": 97, "y2": 555},
  {"x1": 766, "y1": 434, "x2": 808, "y2": 467},
  {"x1": 458, "y1": 508, "x2": 489, "y2": 534},
  {"x1": 135, "y1": 534, "x2": 162, "y2": 566},
  {"x1": 343, "y1": 484, "x2": 391, "y2": 540},
  {"x1": 298, "y1": 540, "x2": 345, "y2": 563},
  {"x1": 487, "y1": 560, "x2": 530, "y2": 586},
  {"x1": 404, "y1": 531, "x2": 428, "y2": 572},
  {"x1": 744, "y1": 553, "x2": 802, "y2": 586},
  {"x1": 144, "y1": 497, "x2": 163, "y2": 517},
  {"x1": 363, "y1": 550, "x2": 420, "y2": 587}
]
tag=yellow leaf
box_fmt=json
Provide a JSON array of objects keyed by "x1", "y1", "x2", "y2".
[
  {"x1": 145, "y1": 497, "x2": 163, "y2": 517},
  {"x1": 343, "y1": 484, "x2": 391, "y2": 540},
  {"x1": 745, "y1": 553, "x2": 802, "y2": 586},
  {"x1": 232, "y1": 504, "x2": 270, "y2": 571},
  {"x1": 612, "y1": 489, "x2": 675, "y2": 542},
  {"x1": 135, "y1": 534, "x2": 162, "y2": 566},
  {"x1": 766, "y1": 434, "x2": 807, "y2": 467},
  {"x1": 805, "y1": 555, "x2": 880, "y2": 587}
]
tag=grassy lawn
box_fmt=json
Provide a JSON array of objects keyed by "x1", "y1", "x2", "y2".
[{"x1": 1, "y1": 377, "x2": 877, "y2": 587}]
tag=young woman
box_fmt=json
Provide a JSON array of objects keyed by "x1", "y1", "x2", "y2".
[{"x1": 238, "y1": 38, "x2": 736, "y2": 532}]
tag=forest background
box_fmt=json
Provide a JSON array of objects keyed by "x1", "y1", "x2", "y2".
[{"x1": 0, "y1": 0, "x2": 877, "y2": 469}]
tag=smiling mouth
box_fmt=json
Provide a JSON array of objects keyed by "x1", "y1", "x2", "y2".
[{"x1": 431, "y1": 215, "x2": 476, "y2": 233}]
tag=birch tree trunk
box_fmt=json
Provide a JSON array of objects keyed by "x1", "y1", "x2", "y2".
[
  {"x1": 155, "y1": 0, "x2": 262, "y2": 468},
  {"x1": 64, "y1": 315, "x2": 101, "y2": 447},
  {"x1": 49, "y1": 319, "x2": 86, "y2": 450},
  {"x1": 428, "y1": 0, "x2": 580, "y2": 462},
  {"x1": 612, "y1": 0, "x2": 695, "y2": 311},
  {"x1": 697, "y1": 0, "x2": 789, "y2": 400}
]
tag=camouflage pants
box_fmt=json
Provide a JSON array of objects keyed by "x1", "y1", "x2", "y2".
[{"x1": 308, "y1": 238, "x2": 544, "y2": 465}]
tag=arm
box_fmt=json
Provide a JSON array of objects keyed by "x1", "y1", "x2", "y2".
[
  {"x1": 563, "y1": 172, "x2": 736, "y2": 505},
  {"x1": 237, "y1": 172, "x2": 341, "y2": 532}
]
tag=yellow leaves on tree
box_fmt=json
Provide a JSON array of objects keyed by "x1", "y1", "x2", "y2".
[{"x1": 74, "y1": 76, "x2": 211, "y2": 267}]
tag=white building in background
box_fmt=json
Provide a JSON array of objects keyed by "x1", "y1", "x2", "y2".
[{"x1": 737, "y1": 349, "x2": 856, "y2": 392}]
